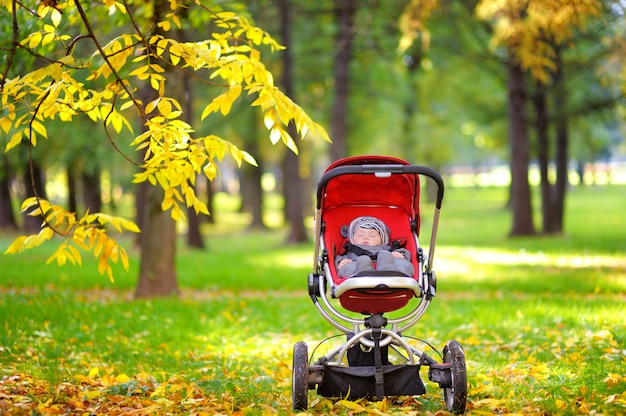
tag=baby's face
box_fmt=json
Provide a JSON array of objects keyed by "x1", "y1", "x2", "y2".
[{"x1": 352, "y1": 227, "x2": 382, "y2": 246}]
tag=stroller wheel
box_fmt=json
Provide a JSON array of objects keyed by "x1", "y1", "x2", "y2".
[
  {"x1": 442, "y1": 340, "x2": 467, "y2": 414},
  {"x1": 292, "y1": 341, "x2": 309, "y2": 411}
]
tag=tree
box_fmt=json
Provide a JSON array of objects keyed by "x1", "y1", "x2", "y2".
[
  {"x1": 0, "y1": 154, "x2": 17, "y2": 230},
  {"x1": 400, "y1": 0, "x2": 614, "y2": 236},
  {"x1": 506, "y1": 56, "x2": 535, "y2": 235},
  {"x1": 1, "y1": 0, "x2": 329, "y2": 288},
  {"x1": 133, "y1": 0, "x2": 179, "y2": 298},
  {"x1": 328, "y1": 0, "x2": 357, "y2": 162},
  {"x1": 278, "y1": 0, "x2": 309, "y2": 243},
  {"x1": 475, "y1": 0, "x2": 613, "y2": 235}
]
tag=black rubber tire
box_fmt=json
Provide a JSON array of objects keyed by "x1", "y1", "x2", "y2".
[
  {"x1": 443, "y1": 340, "x2": 467, "y2": 414},
  {"x1": 292, "y1": 341, "x2": 309, "y2": 411}
]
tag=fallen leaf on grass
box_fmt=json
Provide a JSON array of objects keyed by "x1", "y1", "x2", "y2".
[
  {"x1": 337, "y1": 398, "x2": 367, "y2": 413},
  {"x1": 604, "y1": 372, "x2": 624, "y2": 387}
]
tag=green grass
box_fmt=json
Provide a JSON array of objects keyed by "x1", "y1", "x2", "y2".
[{"x1": 1, "y1": 184, "x2": 625, "y2": 414}]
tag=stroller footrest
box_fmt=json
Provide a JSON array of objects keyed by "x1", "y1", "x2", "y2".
[
  {"x1": 332, "y1": 276, "x2": 421, "y2": 298},
  {"x1": 316, "y1": 364, "x2": 425, "y2": 399}
]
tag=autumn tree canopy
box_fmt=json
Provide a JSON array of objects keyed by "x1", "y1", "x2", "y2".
[
  {"x1": 398, "y1": 0, "x2": 622, "y2": 236},
  {"x1": 1, "y1": 0, "x2": 329, "y2": 279}
]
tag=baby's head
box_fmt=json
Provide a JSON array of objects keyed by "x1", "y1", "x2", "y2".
[{"x1": 348, "y1": 216, "x2": 389, "y2": 246}]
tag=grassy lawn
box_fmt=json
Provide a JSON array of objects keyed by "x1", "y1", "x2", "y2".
[{"x1": 1, "y1": 184, "x2": 625, "y2": 415}]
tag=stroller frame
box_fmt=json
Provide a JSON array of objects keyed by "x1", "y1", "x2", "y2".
[{"x1": 292, "y1": 156, "x2": 467, "y2": 414}]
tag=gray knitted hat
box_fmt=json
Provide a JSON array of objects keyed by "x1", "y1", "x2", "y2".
[{"x1": 348, "y1": 216, "x2": 389, "y2": 245}]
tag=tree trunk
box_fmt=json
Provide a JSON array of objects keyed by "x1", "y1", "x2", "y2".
[
  {"x1": 533, "y1": 80, "x2": 552, "y2": 234},
  {"x1": 135, "y1": 181, "x2": 149, "y2": 246},
  {"x1": 67, "y1": 165, "x2": 78, "y2": 214},
  {"x1": 551, "y1": 45, "x2": 568, "y2": 234},
  {"x1": 206, "y1": 182, "x2": 215, "y2": 224},
  {"x1": 82, "y1": 168, "x2": 102, "y2": 214},
  {"x1": 329, "y1": 0, "x2": 356, "y2": 162},
  {"x1": 507, "y1": 57, "x2": 535, "y2": 236},
  {"x1": 282, "y1": 147, "x2": 308, "y2": 243},
  {"x1": 134, "y1": 185, "x2": 179, "y2": 298},
  {"x1": 23, "y1": 161, "x2": 47, "y2": 233},
  {"x1": 186, "y1": 176, "x2": 205, "y2": 249},
  {"x1": 279, "y1": 0, "x2": 308, "y2": 243},
  {"x1": 0, "y1": 156, "x2": 17, "y2": 230},
  {"x1": 180, "y1": 60, "x2": 204, "y2": 249},
  {"x1": 242, "y1": 138, "x2": 267, "y2": 230}
]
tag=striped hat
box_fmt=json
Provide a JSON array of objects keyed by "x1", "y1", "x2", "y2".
[{"x1": 348, "y1": 216, "x2": 389, "y2": 245}]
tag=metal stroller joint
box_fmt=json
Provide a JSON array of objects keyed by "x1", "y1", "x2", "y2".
[{"x1": 364, "y1": 313, "x2": 387, "y2": 329}]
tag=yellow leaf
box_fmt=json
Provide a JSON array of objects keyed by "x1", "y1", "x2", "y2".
[
  {"x1": 42, "y1": 32, "x2": 55, "y2": 46},
  {"x1": 50, "y1": 8, "x2": 62, "y2": 26},
  {"x1": 0, "y1": 116, "x2": 12, "y2": 134},
  {"x1": 604, "y1": 373, "x2": 623, "y2": 387},
  {"x1": 281, "y1": 129, "x2": 299, "y2": 155},
  {"x1": 106, "y1": 265, "x2": 114, "y2": 283},
  {"x1": 337, "y1": 399, "x2": 366, "y2": 412},
  {"x1": 31, "y1": 120, "x2": 48, "y2": 138},
  {"x1": 200, "y1": 102, "x2": 217, "y2": 120},
  {"x1": 269, "y1": 126, "x2": 281, "y2": 145},
  {"x1": 162, "y1": 195, "x2": 173, "y2": 211},
  {"x1": 251, "y1": 92, "x2": 274, "y2": 109},
  {"x1": 169, "y1": 43, "x2": 181, "y2": 65},
  {"x1": 115, "y1": 373, "x2": 130, "y2": 383},
  {"x1": 150, "y1": 63, "x2": 165, "y2": 73},
  {"x1": 157, "y1": 98, "x2": 173, "y2": 117},
  {"x1": 67, "y1": 245, "x2": 82, "y2": 266},
  {"x1": 158, "y1": 20, "x2": 171, "y2": 32},
  {"x1": 38, "y1": 226, "x2": 54, "y2": 244},
  {"x1": 193, "y1": 199, "x2": 209, "y2": 215},
  {"x1": 555, "y1": 399, "x2": 568, "y2": 411},
  {"x1": 57, "y1": 249, "x2": 67, "y2": 266},
  {"x1": 263, "y1": 109, "x2": 276, "y2": 129},
  {"x1": 203, "y1": 163, "x2": 217, "y2": 181},
  {"x1": 171, "y1": 14, "x2": 181, "y2": 29},
  {"x1": 5, "y1": 130, "x2": 23, "y2": 152},
  {"x1": 19, "y1": 197, "x2": 40, "y2": 212},
  {"x1": 83, "y1": 390, "x2": 100, "y2": 400},
  {"x1": 156, "y1": 38, "x2": 168, "y2": 54},
  {"x1": 88, "y1": 367, "x2": 99, "y2": 378},
  {"x1": 119, "y1": 218, "x2": 140, "y2": 233},
  {"x1": 129, "y1": 64, "x2": 149, "y2": 77},
  {"x1": 145, "y1": 98, "x2": 160, "y2": 115},
  {"x1": 98, "y1": 255, "x2": 108, "y2": 275},
  {"x1": 28, "y1": 32, "x2": 42, "y2": 49},
  {"x1": 240, "y1": 150, "x2": 257, "y2": 167},
  {"x1": 110, "y1": 112, "x2": 123, "y2": 133},
  {"x1": 120, "y1": 249, "x2": 130, "y2": 271},
  {"x1": 150, "y1": 74, "x2": 161, "y2": 91},
  {"x1": 120, "y1": 100, "x2": 135, "y2": 111},
  {"x1": 4, "y1": 236, "x2": 28, "y2": 254}
]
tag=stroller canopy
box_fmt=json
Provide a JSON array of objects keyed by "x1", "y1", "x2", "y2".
[{"x1": 317, "y1": 156, "x2": 421, "y2": 220}]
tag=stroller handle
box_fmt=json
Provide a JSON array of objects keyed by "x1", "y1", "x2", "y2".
[{"x1": 316, "y1": 164, "x2": 445, "y2": 209}]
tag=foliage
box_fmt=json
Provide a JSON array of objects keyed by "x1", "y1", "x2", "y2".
[
  {"x1": 399, "y1": 0, "x2": 611, "y2": 83},
  {"x1": 0, "y1": 0, "x2": 329, "y2": 277},
  {"x1": 4, "y1": 197, "x2": 138, "y2": 281},
  {"x1": 474, "y1": 0, "x2": 603, "y2": 84}
]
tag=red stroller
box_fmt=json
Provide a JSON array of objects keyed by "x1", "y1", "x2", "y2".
[{"x1": 292, "y1": 156, "x2": 467, "y2": 413}]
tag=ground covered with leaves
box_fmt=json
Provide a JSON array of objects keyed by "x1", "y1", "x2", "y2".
[
  {"x1": 2, "y1": 185, "x2": 626, "y2": 414},
  {"x1": 1, "y1": 284, "x2": 625, "y2": 415}
]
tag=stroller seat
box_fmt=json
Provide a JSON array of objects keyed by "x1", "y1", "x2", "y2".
[{"x1": 321, "y1": 205, "x2": 423, "y2": 315}]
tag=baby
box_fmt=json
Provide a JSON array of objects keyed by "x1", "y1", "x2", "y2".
[{"x1": 335, "y1": 216, "x2": 415, "y2": 278}]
